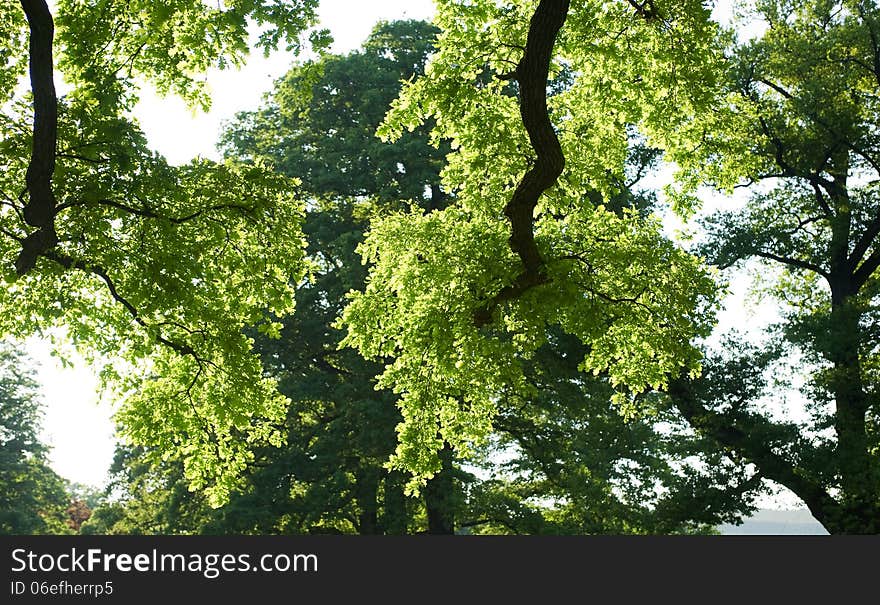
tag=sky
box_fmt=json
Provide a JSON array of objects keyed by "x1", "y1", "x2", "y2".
[{"x1": 29, "y1": 0, "x2": 803, "y2": 512}]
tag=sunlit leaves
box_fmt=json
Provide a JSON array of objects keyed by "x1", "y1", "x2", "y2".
[
  {"x1": 54, "y1": 0, "x2": 321, "y2": 111},
  {"x1": 342, "y1": 203, "x2": 717, "y2": 482},
  {"x1": 341, "y1": 0, "x2": 723, "y2": 483},
  {"x1": 0, "y1": 0, "x2": 317, "y2": 503}
]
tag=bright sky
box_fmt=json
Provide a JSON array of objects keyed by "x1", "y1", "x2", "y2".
[{"x1": 33, "y1": 0, "x2": 803, "y2": 513}]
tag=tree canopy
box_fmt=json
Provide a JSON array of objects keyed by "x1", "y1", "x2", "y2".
[
  {"x1": 340, "y1": 0, "x2": 724, "y2": 483},
  {"x1": 664, "y1": 0, "x2": 880, "y2": 533},
  {"x1": 1, "y1": 0, "x2": 327, "y2": 503},
  {"x1": 0, "y1": 343, "x2": 71, "y2": 534},
  {"x1": 81, "y1": 17, "x2": 756, "y2": 536},
  {"x1": 4, "y1": 0, "x2": 880, "y2": 534}
]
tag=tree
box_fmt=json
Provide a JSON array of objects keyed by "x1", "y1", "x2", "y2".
[
  {"x1": 461, "y1": 329, "x2": 758, "y2": 534},
  {"x1": 0, "y1": 343, "x2": 71, "y2": 534},
  {"x1": 224, "y1": 12, "x2": 751, "y2": 534},
  {"x1": 219, "y1": 19, "x2": 464, "y2": 534},
  {"x1": 1, "y1": 0, "x2": 325, "y2": 503},
  {"x1": 663, "y1": 0, "x2": 880, "y2": 534},
  {"x1": 79, "y1": 445, "x2": 213, "y2": 535},
  {"x1": 339, "y1": 0, "x2": 724, "y2": 484}
]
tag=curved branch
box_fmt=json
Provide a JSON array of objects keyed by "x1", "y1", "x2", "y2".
[
  {"x1": 17, "y1": 0, "x2": 59, "y2": 275},
  {"x1": 474, "y1": 0, "x2": 570, "y2": 326},
  {"x1": 43, "y1": 250, "x2": 197, "y2": 358},
  {"x1": 753, "y1": 249, "x2": 829, "y2": 278},
  {"x1": 55, "y1": 198, "x2": 256, "y2": 224},
  {"x1": 666, "y1": 377, "x2": 841, "y2": 529}
]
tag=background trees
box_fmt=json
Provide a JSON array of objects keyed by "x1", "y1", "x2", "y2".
[
  {"x1": 665, "y1": 0, "x2": 880, "y2": 534},
  {"x1": 82, "y1": 17, "x2": 755, "y2": 536},
  {"x1": 5, "y1": 1, "x2": 880, "y2": 535},
  {"x1": 0, "y1": 344, "x2": 73, "y2": 534}
]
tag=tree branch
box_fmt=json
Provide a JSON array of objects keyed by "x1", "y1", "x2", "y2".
[
  {"x1": 16, "y1": 0, "x2": 59, "y2": 275},
  {"x1": 474, "y1": 0, "x2": 570, "y2": 326},
  {"x1": 667, "y1": 377, "x2": 840, "y2": 527},
  {"x1": 759, "y1": 77, "x2": 880, "y2": 176},
  {"x1": 55, "y1": 198, "x2": 256, "y2": 224},
  {"x1": 753, "y1": 249, "x2": 828, "y2": 277},
  {"x1": 43, "y1": 250, "x2": 197, "y2": 358},
  {"x1": 851, "y1": 247, "x2": 880, "y2": 290}
]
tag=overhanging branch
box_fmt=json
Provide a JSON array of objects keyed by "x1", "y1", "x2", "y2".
[
  {"x1": 44, "y1": 250, "x2": 198, "y2": 359},
  {"x1": 16, "y1": 0, "x2": 60, "y2": 275},
  {"x1": 667, "y1": 377, "x2": 840, "y2": 526},
  {"x1": 474, "y1": 0, "x2": 570, "y2": 326}
]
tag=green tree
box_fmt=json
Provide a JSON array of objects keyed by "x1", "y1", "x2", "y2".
[
  {"x1": 1, "y1": 0, "x2": 325, "y2": 503},
  {"x1": 80, "y1": 445, "x2": 212, "y2": 535},
  {"x1": 0, "y1": 344, "x2": 71, "y2": 534},
  {"x1": 340, "y1": 0, "x2": 723, "y2": 485},
  {"x1": 461, "y1": 329, "x2": 758, "y2": 534},
  {"x1": 218, "y1": 16, "x2": 751, "y2": 535},
  {"x1": 664, "y1": 0, "x2": 880, "y2": 533},
  {"x1": 218, "y1": 19, "x2": 463, "y2": 534},
  {"x1": 85, "y1": 20, "x2": 458, "y2": 536}
]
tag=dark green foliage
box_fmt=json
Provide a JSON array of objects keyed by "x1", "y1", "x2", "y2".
[
  {"x1": 667, "y1": 0, "x2": 880, "y2": 533},
  {"x1": 464, "y1": 331, "x2": 758, "y2": 534},
  {"x1": 0, "y1": 345, "x2": 71, "y2": 534}
]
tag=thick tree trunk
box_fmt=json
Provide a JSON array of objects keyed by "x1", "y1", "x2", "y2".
[
  {"x1": 826, "y1": 286, "x2": 879, "y2": 533},
  {"x1": 354, "y1": 467, "x2": 380, "y2": 535},
  {"x1": 17, "y1": 0, "x2": 59, "y2": 275},
  {"x1": 382, "y1": 470, "x2": 409, "y2": 535},
  {"x1": 424, "y1": 444, "x2": 455, "y2": 535}
]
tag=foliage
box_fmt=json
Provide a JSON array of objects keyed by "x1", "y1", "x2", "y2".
[
  {"x1": 340, "y1": 0, "x2": 725, "y2": 484},
  {"x1": 665, "y1": 0, "x2": 880, "y2": 533},
  {"x1": 0, "y1": 344, "x2": 71, "y2": 534},
  {"x1": 462, "y1": 330, "x2": 759, "y2": 534},
  {"x1": 0, "y1": 0, "x2": 324, "y2": 503}
]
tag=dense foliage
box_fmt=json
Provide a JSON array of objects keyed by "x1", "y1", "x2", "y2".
[
  {"x1": 664, "y1": 0, "x2": 880, "y2": 533},
  {"x1": 4, "y1": 0, "x2": 880, "y2": 534},
  {"x1": 0, "y1": 344, "x2": 72, "y2": 534},
  {"x1": 0, "y1": 0, "x2": 326, "y2": 503}
]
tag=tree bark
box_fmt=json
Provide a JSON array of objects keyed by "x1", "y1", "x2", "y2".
[
  {"x1": 354, "y1": 467, "x2": 380, "y2": 535},
  {"x1": 826, "y1": 287, "x2": 878, "y2": 533},
  {"x1": 424, "y1": 443, "x2": 456, "y2": 534},
  {"x1": 382, "y1": 470, "x2": 409, "y2": 535},
  {"x1": 474, "y1": 0, "x2": 570, "y2": 325},
  {"x1": 17, "y1": 0, "x2": 59, "y2": 275}
]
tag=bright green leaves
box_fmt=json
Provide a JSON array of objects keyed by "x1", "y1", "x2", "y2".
[
  {"x1": 544, "y1": 208, "x2": 716, "y2": 392},
  {"x1": 0, "y1": 6, "x2": 27, "y2": 108},
  {"x1": 55, "y1": 0, "x2": 321, "y2": 111},
  {"x1": 342, "y1": 203, "x2": 716, "y2": 484},
  {"x1": 1, "y1": 100, "x2": 306, "y2": 504},
  {"x1": 114, "y1": 343, "x2": 291, "y2": 508},
  {"x1": 0, "y1": 0, "x2": 321, "y2": 505},
  {"x1": 340, "y1": 0, "x2": 724, "y2": 485}
]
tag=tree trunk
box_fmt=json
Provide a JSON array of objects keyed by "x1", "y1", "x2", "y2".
[
  {"x1": 354, "y1": 467, "x2": 380, "y2": 535},
  {"x1": 826, "y1": 287, "x2": 878, "y2": 533},
  {"x1": 382, "y1": 470, "x2": 409, "y2": 535},
  {"x1": 424, "y1": 444, "x2": 455, "y2": 535}
]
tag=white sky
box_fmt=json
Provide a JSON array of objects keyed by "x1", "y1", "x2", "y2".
[{"x1": 31, "y1": 0, "x2": 804, "y2": 513}]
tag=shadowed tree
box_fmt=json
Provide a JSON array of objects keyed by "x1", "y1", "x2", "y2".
[
  {"x1": 664, "y1": 0, "x2": 880, "y2": 534},
  {"x1": 0, "y1": 344, "x2": 71, "y2": 534}
]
